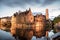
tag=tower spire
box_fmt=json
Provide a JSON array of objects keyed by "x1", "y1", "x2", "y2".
[{"x1": 46, "y1": 9, "x2": 49, "y2": 20}]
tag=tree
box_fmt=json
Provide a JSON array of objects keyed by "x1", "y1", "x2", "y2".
[
  {"x1": 53, "y1": 15, "x2": 60, "y2": 24},
  {"x1": 53, "y1": 15, "x2": 60, "y2": 33}
]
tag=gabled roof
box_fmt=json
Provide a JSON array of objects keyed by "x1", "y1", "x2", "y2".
[
  {"x1": 34, "y1": 14, "x2": 46, "y2": 18},
  {"x1": 19, "y1": 10, "x2": 29, "y2": 16},
  {"x1": 13, "y1": 9, "x2": 31, "y2": 16}
]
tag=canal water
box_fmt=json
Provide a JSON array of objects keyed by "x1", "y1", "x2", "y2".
[
  {"x1": 0, "y1": 29, "x2": 15, "y2": 40},
  {"x1": 0, "y1": 30, "x2": 54, "y2": 40}
]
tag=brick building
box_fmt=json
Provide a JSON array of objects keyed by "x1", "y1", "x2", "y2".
[
  {"x1": 0, "y1": 17, "x2": 11, "y2": 30},
  {"x1": 0, "y1": 8, "x2": 49, "y2": 38},
  {"x1": 10, "y1": 8, "x2": 49, "y2": 37},
  {"x1": 11, "y1": 8, "x2": 34, "y2": 35}
]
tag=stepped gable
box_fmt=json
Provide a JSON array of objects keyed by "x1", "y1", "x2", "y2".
[
  {"x1": 13, "y1": 12, "x2": 18, "y2": 17},
  {"x1": 18, "y1": 10, "x2": 30, "y2": 16},
  {"x1": 13, "y1": 8, "x2": 31, "y2": 17},
  {"x1": 34, "y1": 14, "x2": 46, "y2": 18}
]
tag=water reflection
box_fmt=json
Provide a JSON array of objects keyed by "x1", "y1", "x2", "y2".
[
  {"x1": 0, "y1": 30, "x2": 15, "y2": 40},
  {"x1": 31, "y1": 36, "x2": 36, "y2": 40},
  {"x1": 0, "y1": 30, "x2": 52, "y2": 40}
]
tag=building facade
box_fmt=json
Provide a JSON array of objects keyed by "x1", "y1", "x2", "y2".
[
  {"x1": 0, "y1": 8, "x2": 49, "y2": 38},
  {"x1": 10, "y1": 8, "x2": 49, "y2": 37},
  {"x1": 0, "y1": 17, "x2": 11, "y2": 30},
  {"x1": 11, "y1": 8, "x2": 34, "y2": 35}
]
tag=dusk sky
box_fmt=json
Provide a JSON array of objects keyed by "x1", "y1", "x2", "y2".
[{"x1": 0, "y1": 0, "x2": 60, "y2": 20}]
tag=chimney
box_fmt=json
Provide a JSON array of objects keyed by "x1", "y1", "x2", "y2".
[{"x1": 46, "y1": 9, "x2": 49, "y2": 20}]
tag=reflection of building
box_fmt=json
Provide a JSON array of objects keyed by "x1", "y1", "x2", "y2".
[
  {"x1": 11, "y1": 8, "x2": 34, "y2": 35},
  {"x1": 11, "y1": 8, "x2": 49, "y2": 36},
  {"x1": 0, "y1": 8, "x2": 49, "y2": 37},
  {"x1": 34, "y1": 14, "x2": 46, "y2": 32}
]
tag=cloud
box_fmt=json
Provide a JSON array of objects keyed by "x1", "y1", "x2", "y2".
[
  {"x1": 0, "y1": 0, "x2": 39, "y2": 7},
  {"x1": 41, "y1": 0, "x2": 57, "y2": 6},
  {"x1": 0, "y1": 0, "x2": 58, "y2": 7},
  {"x1": 0, "y1": 0, "x2": 60, "y2": 18}
]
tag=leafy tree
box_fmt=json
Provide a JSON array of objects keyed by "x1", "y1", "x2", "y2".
[
  {"x1": 53, "y1": 15, "x2": 60, "y2": 24},
  {"x1": 53, "y1": 15, "x2": 60, "y2": 33}
]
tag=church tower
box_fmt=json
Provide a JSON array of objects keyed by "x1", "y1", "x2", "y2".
[{"x1": 46, "y1": 9, "x2": 49, "y2": 20}]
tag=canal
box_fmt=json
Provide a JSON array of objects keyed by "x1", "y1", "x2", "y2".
[
  {"x1": 0, "y1": 29, "x2": 54, "y2": 40},
  {"x1": 0, "y1": 29, "x2": 15, "y2": 40}
]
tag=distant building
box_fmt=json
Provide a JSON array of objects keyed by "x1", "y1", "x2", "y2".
[{"x1": 0, "y1": 17, "x2": 11, "y2": 30}]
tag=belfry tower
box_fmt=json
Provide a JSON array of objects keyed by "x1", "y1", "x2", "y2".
[{"x1": 46, "y1": 9, "x2": 49, "y2": 20}]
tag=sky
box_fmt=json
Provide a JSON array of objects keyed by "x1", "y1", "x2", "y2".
[{"x1": 0, "y1": 0, "x2": 60, "y2": 20}]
